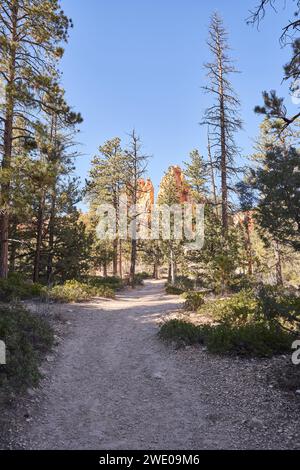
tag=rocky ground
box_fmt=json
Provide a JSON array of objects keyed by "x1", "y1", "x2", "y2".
[{"x1": 1, "y1": 280, "x2": 300, "y2": 450}]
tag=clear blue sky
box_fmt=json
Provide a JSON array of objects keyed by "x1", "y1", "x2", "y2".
[{"x1": 60, "y1": 0, "x2": 295, "y2": 203}]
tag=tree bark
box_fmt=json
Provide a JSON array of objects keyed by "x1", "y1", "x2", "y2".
[
  {"x1": 153, "y1": 263, "x2": 159, "y2": 280},
  {"x1": 274, "y1": 240, "x2": 283, "y2": 286},
  {"x1": 218, "y1": 54, "x2": 228, "y2": 235},
  {"x1": 103, "y1": 261, "x2": 108, "y2": 278},
  {"x1": 207, "y1": 132, "x2": 218, "y2": 212},
  {"x1": 170, "y1": 244, "x2": 176, "y2": 285},
  {"x1": 119, "y1": 239, "x2": 123, "y2": 279},
  {"x1": 112, "y1": 239, "x2": 118, "y2": 277},
  {"x1": 33, "y1": 194, "x2": 45, "y2": 283},
  {"x1": 47, "y1": 190, "x2": 56, "y2": 286},
  {"x1": 245, "y1": 213, "x2": 253, "y2": 276},
  {"x1": 130, "y1": 238, "x2": 137, "y2": 286}
]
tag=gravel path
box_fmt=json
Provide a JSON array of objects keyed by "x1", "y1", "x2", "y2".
[{"x1": 8, "y1": 280, "x2": 300, "y2": 450}]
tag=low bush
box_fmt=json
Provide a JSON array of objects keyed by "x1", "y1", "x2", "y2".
[
  {"x1": 48, "y1": 280, "x2": 115, "y2": 303},
  {"x1": 159, "y1": 319, "x2": 206, "y2": 344},
  {"x1": 0, "y1": 303, "x2": 53, "y2": 401},
  {"x1": 86, "y1": 276, "x2": 123, "y2": 291},
  {"x1": 138, "y1": 272, "x2": 152, "y2": 280},
  {"x1": 198, "y1": 289, "x2": 258, "y2": 325},
  {"x1": 173, "y1": 276, "x2": 194, "y2": 292},
  {"x1": 228, "y1": 274, "x2": 256, "y2": 293},
  {"x1": 0, "y1": 274, "x2": 46, "y2": 302},
  {"x1": 165, "y1": 284, "x2": 185, "y2": 295},
  {"x1": 132, "y1": 273, "x2": 146, "y2": 286},
  {"x1": 255, "y1": 285, "x2": 300, "y2": 329},
  {"x1": 159, "y1": 319, "x2": 294, "y2": 357},
  {"x1": 203, "y1": 322, "x2": 293, "y2": 357},
  {"x1": 182, "y1": 291, "x2": 205, "y2": 311}
]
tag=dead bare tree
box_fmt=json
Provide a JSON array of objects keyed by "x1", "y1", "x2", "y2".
[
  {"x1": 125, "y1": 130, "x2": 151, "y2": 286},
  {"x1": 201, "y1": 13, "x2": 242, "y2": 235}
]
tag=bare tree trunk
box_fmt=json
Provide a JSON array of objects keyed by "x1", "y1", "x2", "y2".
[
  {"x1": 119, "y1": 239, "x2": 123, "y2": 279},
  {"x1": 153, "y1": 263, "x2": 159, "y2": 280},
  {"x1": 103, "y1": 261, "x2": 108, "y2": 277},
  {"x1": 47, "y1": 190, "x2": 56, "y2": 285},
  {"x1": 9, "y1": 217, "x2": 18, "y2": 273},
  {"x1": 207, "y1": 131, "x2": 218, "y2": 211},
  {"x1": 170, "y1": 244, "x2": 176, "y2": 285},
  {"x1": 130, "y1": 238, "x2": 137, "y2": 285},
  {"x1": 112, "y1": 239, "x2": 118, "y2": 277},
  {"x1": 217, "y1": 53, "x2": 228, "y2": 235},
  {"x1": 33, "y1": 194, "x2": 45, "y2": 283},
  {"x1": 274, "y1": 240, "x2": 283, "y2": 286},
  {"x1": 245, "y1": 214, "x2": 253, "y2": 276}
]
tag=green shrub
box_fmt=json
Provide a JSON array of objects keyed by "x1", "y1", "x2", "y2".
[
  {"x1": 132, "y1": 274, "x2": 145, "y2": 286},
  {"x1": 228, "y1": 274, "x2": 256, "y2": 293},
  {"x1": 198, "y1": 287, "x2": 300, "y2": 329},
  {"x1": 256, "y1": 285, "x2": 300, "y2": 328},
  {"x1": 86, "y1": 276, "x2": 123, "y2": 290},
  {"x1": 159, "y1": 319, "x2": 294, "y2": 357},
  {"x1": 182, "y1": 291, "x2": 205, "y2": 311},
  {"x1": 173, "y1": 276, "x2": 194, "y2": 291},
  {"x1": 165, "y1": 284, "x2": 185, "y2": 295},
  {"x1": 159, "y1": 319, "x2": 206, "y2": 344},
  {"x1": 198, "y1": 289, "x2": 258, "y2": 325},
  {"x1": 0, "y1": 275, "x2": 46, "y2": 302},
  {"x1": 0, "y1": 303, "x2": 53, "y2": 400},
  {"x1": 204, "y1": 322, "x2": 293, "y2": 357},
  {"x1": 138, "y1": 271, "x2": 152, "y2": 280},
  {"x1": 48, "y1": 280, "x2": 115, "y2": 303}
]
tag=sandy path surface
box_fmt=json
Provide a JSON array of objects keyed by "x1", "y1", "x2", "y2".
[{"x1": 11, "y1": 280, "x2": 300, "y2": 450}]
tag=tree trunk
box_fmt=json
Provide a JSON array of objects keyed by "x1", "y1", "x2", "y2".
[
  {"x1": 153, "y1": 263, "x2": 159, "y2": 280},
  {"x1": 217, "y1": 34, "x2": 228, "y2": 235},
  {"x1": 130, "y1": 238, "x2": 137, "y2": 286},
  {"x1": 170, "y1": 244, "x2": 176, "y2": 285},
  {"x1": 47, "y1": 190, "x2": 56, "y2": 286},
  {"x1": 245, "y1": 213, "x2": 253, "y2": 276},
  {"x1": 207, "y1": 131, "x2": 218, "y2": 212},
  {"x1": 103, "y1": 261, "x2": 108, "y2": 278},
  {"x1": 33, "y1": 194, "x2": 45, "y2": 283},
  {"x1": 112, "y1": 239, "x2": 118, "y2": 277},
  {"x1": 274, "y1": 240, "x2": 283, "y2": 286},
  {"x1": 119, "y1": 239, "x2": 123, "y2": 279}
]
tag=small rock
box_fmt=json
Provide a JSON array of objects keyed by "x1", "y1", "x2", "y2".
[
  {"x1": 250, "y1": 417, "x2": 264, "y2": 427},
  {"x1": 153, "y1": 372, "x2": 163, "y2": 380},
  {"x1": 46, "y1": 355, "x2": 55, "y2": 363},
  {"x1": 295, "y1": 390, "x2": 300, "y2": 395}
]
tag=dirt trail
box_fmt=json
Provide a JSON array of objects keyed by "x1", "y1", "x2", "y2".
[{"x1": 10, "y1": 280, "x2": 300, "y2": 449}]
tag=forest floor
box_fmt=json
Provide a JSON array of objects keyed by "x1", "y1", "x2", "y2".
[{"x1": 1, "y1": 280, "x2": 300, "y2": 450}]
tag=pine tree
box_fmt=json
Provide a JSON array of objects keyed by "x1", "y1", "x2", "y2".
[
  {"x1": 86, "y1": 137, "x2": 125, "y2": 277},
  {"x1": 183, "y1": 149, "x2": 207, "y2": 202},
  {"x1": 0, "y1": 0, "x2": 71, "y2": 278},
  {"x1": 251, "y1": 146, "x2": 300, "y2": 252}
]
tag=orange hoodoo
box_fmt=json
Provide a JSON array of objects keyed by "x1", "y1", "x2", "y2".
[
  {"x1": 137, "y1": 178, "x2": 155, "y2": 211},
  {"x1": 159, "y1": 165, "x2": 194, "y2": 204}
]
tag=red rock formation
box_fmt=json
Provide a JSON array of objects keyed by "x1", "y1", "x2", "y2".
[
  {"x1": 137, "y1": 178, "x2": 155, "y2": 209},
  {"x1": 233, "y1": 211, "x2": 255, "y2": 232},
  {"x1": 158, "y1": 165, "x2": 194, "y2": 204}
]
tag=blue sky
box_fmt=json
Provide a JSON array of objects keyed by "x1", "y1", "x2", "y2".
[{"x1": 60, "y1": 0, "x2": 295, "y2": 203}]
